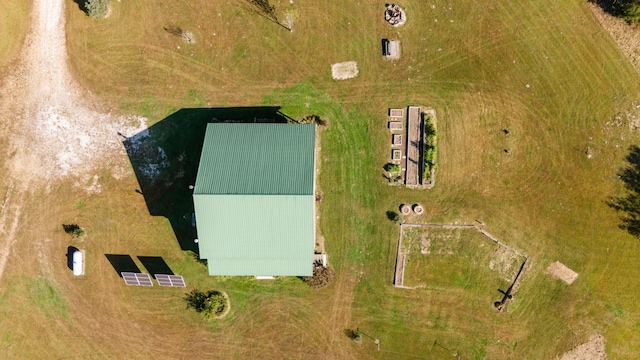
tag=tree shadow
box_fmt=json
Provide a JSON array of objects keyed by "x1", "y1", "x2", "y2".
[
  {"x1": 238, "y1": 0, "x2": 291, "y2": 31},
  {"x1": 105, "y1": 254, "x2": 140, "y2": 277},
  {"x1": 66, "y1": 246, "x2": 79, "y2": 271},
  {"x1": 122, "y1": 107, "x2": 290, "y2": 253},
  {"x1": 137, "y1": 256, "x2": 174, "y2": 277},
  {"x1": 72, "y1": 0, "x2": 88, "y2": 13},
  {"x1": 588, "y1": 0, "x2": 625, "y2": 19},
  {"x1": 343, "y1": 328, "x2": 359, "y2": 340},
  {"x1": 608, "y1": 145, "x2": 640, "y2": 239}
]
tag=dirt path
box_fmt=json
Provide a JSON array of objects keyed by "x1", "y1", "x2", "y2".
[
  {"x1": 0, "y1": 0, "x2": 145, "y2": 285},
  {"x1": 0, "y1": 183, "x2": 21, "y2": 284}
]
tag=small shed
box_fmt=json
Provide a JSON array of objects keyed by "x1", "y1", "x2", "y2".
[{"x1": 383, "y1": 39, "x2": 401, "y2": 60}]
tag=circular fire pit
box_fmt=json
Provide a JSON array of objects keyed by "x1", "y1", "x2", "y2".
[
  {"x1": 412, "y1": 204, "x2": 424, "y2": 215},
  {"x1": 385, "y1": 4, "x2": 406, "y2": 26}
]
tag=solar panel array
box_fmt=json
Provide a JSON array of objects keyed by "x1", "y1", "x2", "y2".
[
  {"x1": 122, "y1": 272, "x2": 153, "y2": 286},
  {"x1": 155, "y1": 274, "x2": 186, "y2": 287}
]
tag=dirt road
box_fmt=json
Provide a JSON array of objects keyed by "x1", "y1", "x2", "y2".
[{"x1": 0, "y1": 0, "x2": 144, "y2": 284}]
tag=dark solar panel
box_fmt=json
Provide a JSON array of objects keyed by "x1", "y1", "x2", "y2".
[
  {"x1": 122, "y1": 272, "x2": 153, "y2": 286},
  {"x1": 155, "y1": 274, "x2": 186, "y2": 287}
]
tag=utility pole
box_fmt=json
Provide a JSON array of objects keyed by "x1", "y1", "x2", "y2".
[
  {"x1": 357, "y1": 328, "x2": 381, "y2": 351},
  {"x1": 433, "y1": 340, "x2": 460, "y2": 359}
]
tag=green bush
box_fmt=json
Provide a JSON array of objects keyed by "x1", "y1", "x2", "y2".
[
  {"x1": 622, "y1": 2, "x2": 640, "y2": 22},
  {"x1": 423, "y1": 116, "x2": 437, "y2": 182},
  {"x1": 62, "y1": 224, "x2": 85, "y2": 239},
  {"x1": 599, "y1": 0, "x2": 640, "y2": 23},
  {"x1": 85, "y1": 0, "x2": 109, "y2": 18},
  {"x1": 184, "y1": 289, "x2": 228, "y2": 319}
]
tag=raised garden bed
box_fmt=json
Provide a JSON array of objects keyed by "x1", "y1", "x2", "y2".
[
  {"x1": 385, "y1": 107, "x2": 438, "y2": 187},
  {"x1": 421, "y1": 111, "x2": 437, "y2": 187}
]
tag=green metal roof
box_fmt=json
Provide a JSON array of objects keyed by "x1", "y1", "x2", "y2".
[
  {"x1": 194, "y1": 123, "x2": 316, "y2": 195},
  {"x1": 194, "y1": 195, "x2": 314, "y2": 276},
  {"x1": 192, "y1": 123, "x2": 316, "y2": 276}
]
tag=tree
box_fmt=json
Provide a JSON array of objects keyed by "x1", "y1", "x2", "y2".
[
  {"x1": 609, "y1": 145, "x2": 640, "y2": 238},
  {"x1": 597, "y1": 0, "x2": 640, "y2": 23},
  {"x1": 84, "y1": 0, "x2": 109, "y2": 18},
  {"x1": 620, "y1": 0, "x2": 640, "y2": 23}
]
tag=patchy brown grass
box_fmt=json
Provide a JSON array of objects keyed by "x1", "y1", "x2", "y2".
[
  {"x1": 0, "y1": 0, "x2": 638, "y2": 359},
  {"x1": 0, "y1": 0, "x2": 30, "y2": 70}
]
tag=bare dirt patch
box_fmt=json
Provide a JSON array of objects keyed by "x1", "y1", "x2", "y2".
[
  {"x1": 558, "y1": 334, "x2": 606, "y2": 360},
  {"x1": 1, "y1": 0, "x2": 146, "y2": 187},
  {"x1": 547, "y1": 261, "x2": 579, "y2": 285},
  {"x1": 331, "y1": 61, "x2": 359, "y2": 80}
]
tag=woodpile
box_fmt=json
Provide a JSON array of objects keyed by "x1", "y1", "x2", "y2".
[{"x1": 385, "y1": 4, "x2": 406, "y2": 26}]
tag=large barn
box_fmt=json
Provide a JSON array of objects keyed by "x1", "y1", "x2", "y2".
[{"x1": 193, "y1": 123, "x2": 316, "y2": 277}]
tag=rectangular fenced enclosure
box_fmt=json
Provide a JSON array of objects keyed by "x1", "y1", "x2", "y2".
[{"x1": 396, "y1": 225, "x2": 526, "y2": 295}]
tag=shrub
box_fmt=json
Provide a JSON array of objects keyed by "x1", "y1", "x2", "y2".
[
  {"x1": 386, "y1": 210, "x2": 404, "y2": 224},
  {"x1": 300, "y1": 114, "x2": 326, "y2": 126},
  {"x1": 344, "y1": 328, "x2": 362, "y2": 340},
  {"x1": 184, "y1": 289, "x2": 228, "y2": 319},
  {"x1": 85, "y1": 0, "x2": 109, "y2": 18},
  {"x1": 62, "y1": 224, "x2": 85, "y2": 239},
  {"x1": 422, "y1": 116, "x2": 437, "y2": 182}
]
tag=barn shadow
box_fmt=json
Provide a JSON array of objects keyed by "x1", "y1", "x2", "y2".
[
  {"x1": 122, "y1": 107, "x2": 291, "y2": 253},
  {"x1": 608, "y1": 145, "x2": 640, "y2": 239}
]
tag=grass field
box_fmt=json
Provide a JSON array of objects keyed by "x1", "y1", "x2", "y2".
[
  {"x1": 0, "y1": 1, "x2": 29, "y2": 70},
  {"x1": 0, "y1": 0, "x2": 640, "y2": 358}
]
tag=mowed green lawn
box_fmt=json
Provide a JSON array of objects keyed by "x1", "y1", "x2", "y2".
[
  {"x1": 0, "y1": 0, "x2": 637, "y2": 358},
  {"x1": 400, "y1": 227, "x2": 524, "y2": 290}
]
